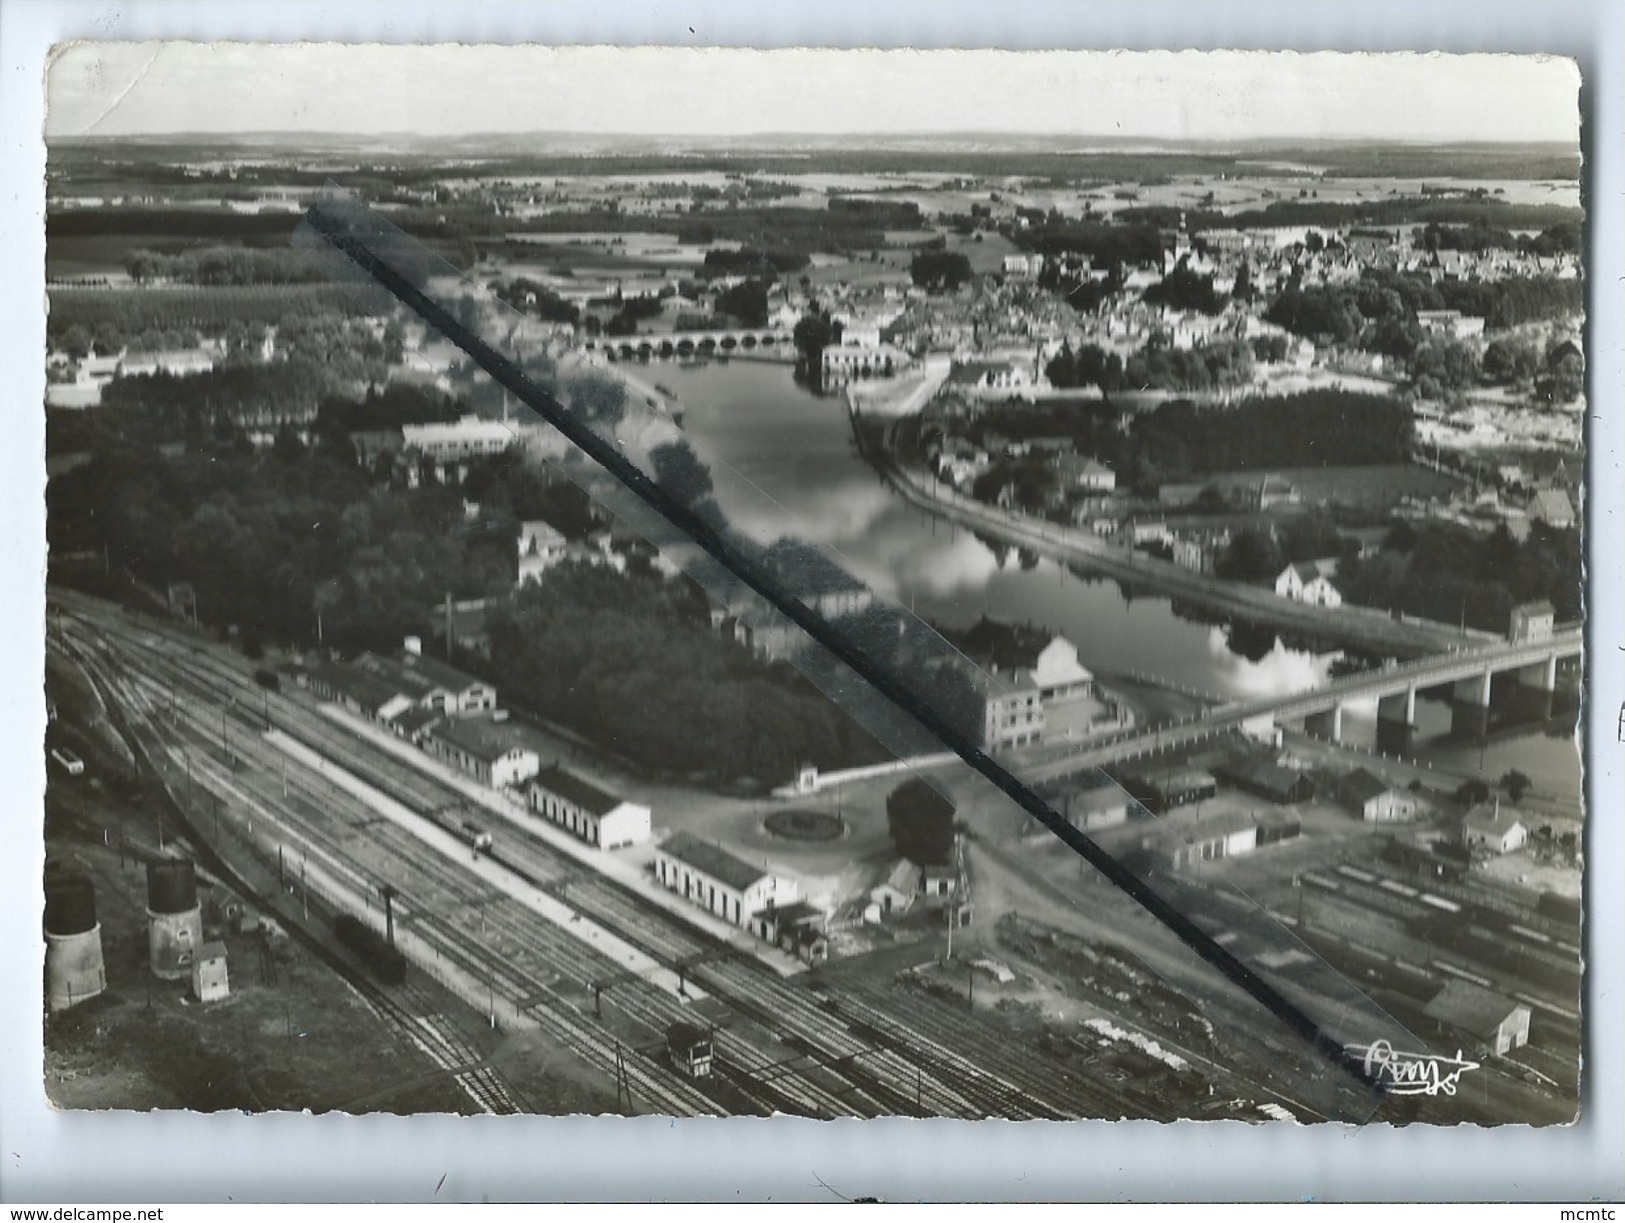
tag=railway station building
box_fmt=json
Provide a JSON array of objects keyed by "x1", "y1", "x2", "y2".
[
  {"x1": 528, "y1": 765, "x2": 652, "y2": 850},
  {"x1": 352, "y1": 646, "x2": 497, "y2": 716},
  {"x1": 307, "y1": 660, "x2": 414, "y2": 724},
  {"x1": 653, "y1": 832, "x2": 798, "y2": 928},
  {"x1": 422, "y1": 715, "x2": 540, "y2": 790}
]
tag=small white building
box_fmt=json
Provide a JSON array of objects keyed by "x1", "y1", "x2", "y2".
[
  {"x1": 422, "y1": 715, "x2": 540, "y2": 790},
  {"x1": 1508, "y1": 600, "x2": 1556, "y2": 643},
  {"x1": 869, "y1": 859, "x2": 923, "y2": 915},
  {"x1": 1339, "y1": 768, "x2": 1423, "y2": 823},
  {"x1": 1463, "y1": 802, "x2": 1529, "y2": 855},
  {"x1": 529, "y1": 764, "x2": 652, "y2": 850},
  {"x1": 653, "y1": 832, "x2": 798, "y2": 928},
  {"x1": 191, "y1": 941, "x2": 229, "y2": 1003},
  {"x1": 1275, "y1": 561, "x2": 1343, "y2": 609},
  {"x1": 1423, "y1": 980, "x2": 1531, "y2": 1056},
  {"x1": 517, "y1": 519, "x2": 568, "y2": 586}
]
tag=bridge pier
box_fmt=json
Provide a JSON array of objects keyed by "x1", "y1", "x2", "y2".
[
  {"x1": 1376, "y1": 685, "x2": 1417, "y2": 755},
  {"x1": 1450, "y1": 668, "x2": 1494, "y2": 741},
  {"x1": 1305, "y1": 702, "x2": 1345, "y2": 743},
  {"x1": 1511, "y1": 654, "x2": 1558, "y2": 721}
]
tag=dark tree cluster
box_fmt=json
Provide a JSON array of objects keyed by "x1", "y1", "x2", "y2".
[
  {"x1": 909, "y1": 249, "x2": 975, "y2": 292},
  {"x1": 481, "y1": 565, "x2": 889, "y2": 782},
  {"x1": 1336, "y1": 520, "x2": 1580, "y2": 630},
  {"x1": 125, "y1": 245, "x2": 327, "y2": 286},
  {"x1": 1142, "y1": 263, "x2": 1227, "y2": 315},
  {"x1": 885, "y1": 779, "x2": 958, "y2": 866}
]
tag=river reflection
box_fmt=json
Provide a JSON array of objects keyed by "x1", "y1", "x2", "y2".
[
  {"x1": 657, "y1": 357, "x2": 1341, "y2": 698},
  {"x1": 649, "y1": 357, "x2": 1579, "y2": 796}
]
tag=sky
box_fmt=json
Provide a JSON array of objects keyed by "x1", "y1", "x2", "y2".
[{"x1": 44, "y1": 43, "x2": 1581, "y2": 145}]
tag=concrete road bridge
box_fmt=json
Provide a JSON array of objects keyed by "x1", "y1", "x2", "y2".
[{"x1": 1019, "y1": 626, "x2": 1582, "y2": 784}]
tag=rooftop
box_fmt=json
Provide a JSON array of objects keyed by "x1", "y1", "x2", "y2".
[
  {"x1": 1464, "y1": 801, "x2": 1526, "y2": 839},
  {"x1": 1423, "y1": 980, "x2": 1525, "y2": 1040},
  {"x1": 353, "y1": 650, "x2": 487, "y2": 700},
  {"x1": 532, "y1": 764, "x2": 627, "y2": 816},
  {"x1": 659, "y1": 831, "x2": 773, "y2": 893},
  {"x1": 1339, "y1": 767, "x2": 1398, "y2": 805},
  {"x1": 427, "y1": 715, "x2": 533, "y2": 763},
  {"x1": 309, "y1": 661, "x2": 409, "y2": 713}
]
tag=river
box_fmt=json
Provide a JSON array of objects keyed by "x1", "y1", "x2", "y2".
[{"x1": 641, "y1": 357, "x2": 1581, "y2": 801}]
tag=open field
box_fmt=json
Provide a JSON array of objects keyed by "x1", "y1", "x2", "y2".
[{"x1": 1202, "y1": 464, "x2": 1467, "y2": 512}]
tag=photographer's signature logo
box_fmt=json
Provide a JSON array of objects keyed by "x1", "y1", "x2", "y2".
[{"x1": 1345, "y1": 1040, "x2": 1481, "y2": 1096}]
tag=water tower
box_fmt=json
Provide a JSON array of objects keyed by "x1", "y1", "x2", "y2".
[
  {"x1": 44, "y1": 869, "x2": 106, "y2": 1012},
  {"x1": 146, "y1": 859, "x2": 202, "y2": 980}
]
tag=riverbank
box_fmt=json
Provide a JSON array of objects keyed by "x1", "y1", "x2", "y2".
[{"x1": 854, "y1": 408, "x2": 1495, "y2": 661}]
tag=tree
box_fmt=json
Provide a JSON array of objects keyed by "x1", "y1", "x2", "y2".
[
  {"x1": 649, "y1": 440, "x2": 715, "y2": 510},
  {"x1": 909, "y1": 249, "x2": 974, "y2": 292},
  {"x1": 1218, "y1": 528, "x2": 1283, "y2": 584},
  {"x1": 1455, "y1": 779, "x2": 1491, "y2": 805},
  {"x1": 715, "y1": 278, "x2": 770, "y2": 327},
  {"x1": 793, "y1": 311, "x2": 837, "y2": 391},
  {"x1": 886, "y1": 779, "x2": 957, "y2": 866},
  {"x1": 1481, "y1": 337, "x2": 1540, "y2": 386},
  {"x1": 1500, "y1": 769, "x2": 1532, "y2": 803}
]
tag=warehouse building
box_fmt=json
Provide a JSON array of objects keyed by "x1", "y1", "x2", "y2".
[
  {"x1": 653, "y1": 832, "x2": 798, "y2": 928},
  {"x1": 1339, "y1": 768, "x2": 1423, "y2": 823},
  {"x1": 1219, "y1": 757, "x2": 1315, "y2": 805},
  {"x1": 1149, "y1": 810, "x2": 1258, "y2": 870},
  {"x1": 528, "y1": 765, "x2": 652, "y2": 850}
]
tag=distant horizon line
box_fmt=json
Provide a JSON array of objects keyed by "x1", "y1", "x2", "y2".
[{"x1": 47, "y1": 130, "x2": 1580, "y2": 150}]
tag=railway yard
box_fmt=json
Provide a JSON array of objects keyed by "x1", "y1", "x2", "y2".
[{"x1": 43, "y1": 589, "x2": 1582, "y2": 1123}]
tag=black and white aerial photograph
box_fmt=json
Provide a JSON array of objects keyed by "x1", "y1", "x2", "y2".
[{"x1": 39, "y1": 44, "x2": 1587, "y2": 1127}]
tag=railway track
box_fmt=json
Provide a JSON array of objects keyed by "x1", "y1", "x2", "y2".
[{"x1": 56, "y1": 594, "x2": 1191, "y2": 1119}]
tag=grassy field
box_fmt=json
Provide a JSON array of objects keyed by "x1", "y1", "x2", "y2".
[{"x1": 1205, "y1": 464, "x2": 1465, "y2": 512}]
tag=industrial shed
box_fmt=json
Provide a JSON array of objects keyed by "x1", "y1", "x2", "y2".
[{"x1": 1422, "y1": 980, "x2": 1531, "y2": 1056}]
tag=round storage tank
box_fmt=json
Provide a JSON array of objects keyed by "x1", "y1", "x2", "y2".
[
  {"x1": 44, "y1": 871, "x2": 98, "y2": 936},
  {"x1": 147, "y1": 859, "x2": 198, "y2": 915}
]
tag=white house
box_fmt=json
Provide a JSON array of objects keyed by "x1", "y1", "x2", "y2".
[
  {"x1": 653, "y1": 832, "x2": 798, "y2": 928},
  {"x1": 1508, "y1": 600, "x2": 1556, "y2": 643},
  {"x1": 402, "y1": 416, "x2": 517, "y2": 463},
  {"x1": 869, "y1": 859, "x2": 923, "y2": 915},
  {"x1": 1275, "y1": 561, "x2": 1343, "y2": 609},
  {"x1": 1338, "y1": 768, "x2": 1423, "y2": 823},
  {"x1": 529, "y1": 764, "x2": 652, "y2": 850},
  {"x1": 1463, "y1": 802, "x2": 1529, "y2": 855},
  {"x1": 983, "y1": 672, "x2": 1044, "y2": 749},
  {"x1": 517, "y1": 519, "x2": 568, "y2": 586},
  {"x1": 422, "y1": 715, "x2": 540, "y2": 790}
]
